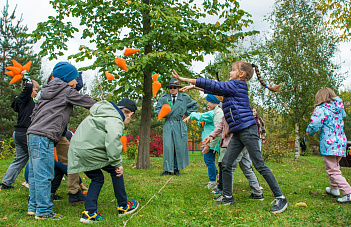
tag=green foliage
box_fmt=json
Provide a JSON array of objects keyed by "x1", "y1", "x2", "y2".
[
  {"x1": 0, "y1": 137, "x2": 15, "y2": 160},
  {"x1": 125, "y1": 139, "x2": 138, "y2": 160},
  {"x1": 339, "y1": 87, "x2": 351, "y2": 139},
  {"x1": 262, "y1": 140, "x2": 290, "y2": 163}
]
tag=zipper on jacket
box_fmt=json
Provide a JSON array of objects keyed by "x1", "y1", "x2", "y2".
[{"x1": 230, "y1": 108, "x2": 235, "y2": 123}]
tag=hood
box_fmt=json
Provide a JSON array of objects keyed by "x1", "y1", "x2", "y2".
[
  {"x1": 89, "y1": 100, "x2": 123, "y2": 120},
  {"x1": 322, "y1": 96, "x2": 344, "y2": 114},
  {"x1": 40, "y1": 78, "x2": 69, "y2": 100}
]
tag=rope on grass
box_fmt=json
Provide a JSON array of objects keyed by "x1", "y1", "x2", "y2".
[{"x1": 123, "y1": 176, "x2": 173, "y2": 227}]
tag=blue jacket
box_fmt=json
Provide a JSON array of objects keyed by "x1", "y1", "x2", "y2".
[
  {"x1": 196, "y1": 78, "x2": 256, "y2": 133},
  {"x1": 306, "y1": 97, "x2": 347, "y2": 157}
]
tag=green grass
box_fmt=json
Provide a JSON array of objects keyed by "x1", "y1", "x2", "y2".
[{"x1": 1, "y1": 153, "x2": 351, "y2": 226}]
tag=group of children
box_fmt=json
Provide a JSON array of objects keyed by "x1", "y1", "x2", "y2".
[{"x1": 1, "y1": 59, "x2": 351, "y2": 222}]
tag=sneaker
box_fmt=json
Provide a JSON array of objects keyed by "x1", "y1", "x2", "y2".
[
  {"x1": 216, "y1": 195, "x2": 235, "y2": 205},
  {"x1": 213, "y1": 194, "x2": 223, "y2": 202},
  {"x1": 22, "y1": 182, "x2": 29, "y2": 189},
  {"x1": 0, "y1": 183, "x2": 14, "y2": 190},
  {"x1": 211, "y1": 188, "x2": 222, "y2": 195},
  {"x1": 248, "y1": 193, "x2": 264, "y2": 201},
  {"x1": 28, "y1": 211, "x2": 35, "y2": 216},
  {"x1": 160, "y1": 171, "x2": 171, "y2": 176},
  {"x1": 51, "y1": 193, "x2": 64, "y2": 201},
  {"x1": 270, "y1": 197, "x2": 289, "y2": 214},
  {"x1": 118, "y1": 200, "x2": 139, "y2": 217},
  {"x1": 337, "y1": 194, "x2": 351, "y2": 203},
  {"x1": 80, "y1": 210, "x2": 106, "y2": 223},
  {"x1": 69, "y1": 190, "x2": 86, "y2": 205},
  {"x1": 325, "y1": 187, "x2": 340, "y2": 198},
  {"x1": 207, "y1": 182, "x2": 217, "y2": 190},
  {"x1": 35, "y1": 212, "x2": 63, "y2": 220}
]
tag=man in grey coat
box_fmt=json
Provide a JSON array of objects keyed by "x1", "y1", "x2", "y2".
[{"x1": 155, "y1": 78, "x2": 199, "y2": 176}]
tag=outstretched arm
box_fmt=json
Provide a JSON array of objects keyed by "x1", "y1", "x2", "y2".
[{"x1": 172, "y1": 69, "x2": 197, "y2": 85}]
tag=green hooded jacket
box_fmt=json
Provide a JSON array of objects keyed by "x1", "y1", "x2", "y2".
[{"x1": 68, "y1": 101, "x2": 124, "y2": 174}]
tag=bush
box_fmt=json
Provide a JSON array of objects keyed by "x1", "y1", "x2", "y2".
[
  {"x1": 0, "y1": 137, "x2": 16, "y2": 160},
  {"x1": 261, "y1": 140, "x2": 289, "y2": 163},
  {"x1": 125, "y1": 135, "x2": 138, "y2": 160},
  {"x1": 125, "y1": 133, "x2": 163, "y2": 158}
]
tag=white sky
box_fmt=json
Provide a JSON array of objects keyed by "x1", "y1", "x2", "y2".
[{"x1": 1, "y1": 0, "x2": 350, "y2": 89}]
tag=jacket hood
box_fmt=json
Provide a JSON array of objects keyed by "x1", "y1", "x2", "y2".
[
  {"x1": 322, "y1": 96, "x2": 344, "y2": 114},
  {"x1": 89, "y1": 100, "x2": 123, "y2": 120},
  {"x1": 41, "y1": 78, "x2": 69, "y2": 100}
]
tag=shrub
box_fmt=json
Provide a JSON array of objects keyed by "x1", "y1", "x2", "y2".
[
  {"x1": 0, "y1": 137, "x2": 16, "y2": 160},
  {"x1": 125, "y1": 133, "x2": 163, "y2": 158},
  {"x1": 261, "y1": 140, "x2": 289, "y2": 163},
  {"x1": 125, "y1": 136, "x2": 138, "y2": 160}
]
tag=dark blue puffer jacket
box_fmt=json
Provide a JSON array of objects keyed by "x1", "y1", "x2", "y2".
[{"x1": 196, "y1": 77, "x2": 256, "y2": 133}]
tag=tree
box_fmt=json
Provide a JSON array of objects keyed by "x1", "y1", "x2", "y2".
[
  {"x1": 31, "y1": 0, "x2": 258, "y2": 169},
  {"x1": 317, "y1": 0, "x2": 351, "y2": 41},
  {"x1": 255, "y1": 0, "x2": 344, "y2": 161},
  {"x1": 339, "y1": 87, "x2": 351, "y2": 139},
  {"x1": 0, "y1": 0, "x2": 42, "y2": 140}
]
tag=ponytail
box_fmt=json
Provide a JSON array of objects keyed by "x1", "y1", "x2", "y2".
[{"x1": 252, "y1": 64, "x2": 282, "y2": 93}]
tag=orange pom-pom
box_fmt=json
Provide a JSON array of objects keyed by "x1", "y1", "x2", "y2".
[
  {"x1": 12, "y1": 59, "x2": 23, "y2": 70},
  {"x1": 200, "y1": 121, "x2": 205, "y2": 127},
  {"x1": 83, "y1": 190, "x2": 88, "y2": 195},
  {"x1": 5, "y1": 71, "x2": 15, "y2": 77},
  {"x1": 105, "y1": 71, "x2": 115, "y2": 81},
  {"x1": 158, "y1": 104, "x2": 171, "y2": 119},
  {"x1": 123, "y1": 48, "x2": 139, "y2": 56},
  {"x1": 6, "y1": 66, "x2": 21, "y2": 75},
  {"x1": 152, "y1": 73, "x2": 159, "y2": 82},
  {"x1": 120, "y1": 135, "x2": 127, "y2": 152},
  {"x1": 9, "y1": 74, "x2": 22, "y2": 84},
  {"x1": 152, "y1": 81, "x2": 161, "y2": 98},
  {"x1": 22, "y1": 61, "x2": 32, "y2": 71},
  {"x1": 114, "y1": 58, "x2": 128, "y2": 71},
  {"x1": 54, "y1": 147, "x2": 58, "y2": 162}
]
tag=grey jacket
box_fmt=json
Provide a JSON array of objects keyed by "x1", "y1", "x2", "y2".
[{"x1": 27, "y1": 78, "x2": 97, "y2": 143}]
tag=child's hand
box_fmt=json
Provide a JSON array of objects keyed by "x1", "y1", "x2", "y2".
[
  {"x1": 172, "y1": 69, "x2": 185, "y2": 83},
  {"x1": 183, "y1": 116, "x2": 191, "y2": 123},
  {"x1": 202, "y1": 136, "x2": 213, "y2": 145},
  {"x1": 201, "y1": 145, "x2": 210, "y2": 154},
  {"x1": 115, "y1": 166, "x2": 124, "y2": 177},
  {"x1": 180, "y1": 85, "x2": 194, "y2": 92}
]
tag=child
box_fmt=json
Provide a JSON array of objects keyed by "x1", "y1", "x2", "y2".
[
  {"x1": 0, "y1": 72, "x2": 39, "y2": 190},
  {"x1": 172, "y1": 61, "x2": 288, "y2": 214},
  {"x1": 306, "y1": 87, "x2": 351, "y2": 203},
  {"x1": 68, "y1": 99, "x2": 139, "y2": 223},
  {"x1": 183, "y1": 94, "x2": 223, "y2": 189},
  {"x1": 203, "y1": 116, "x2": 263, "y2": 201},
  {"x1": 26, "y1": 62, "x2": 97, "y2": 220}
]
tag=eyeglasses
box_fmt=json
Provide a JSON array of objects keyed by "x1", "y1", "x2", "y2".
[{"x1": 169, "y1": 86, "x2": 178, "y2": 90}]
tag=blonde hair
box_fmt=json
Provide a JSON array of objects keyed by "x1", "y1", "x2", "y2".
[
  {"x1": 32, "y1": 80, "x2": 39, "y2": 89},
  {"x1": 235, "y1": 61, "x2": 282, "y2": 93},
  {"x1": 314, "y1": 87, "x2": 337, "y2": 107}
]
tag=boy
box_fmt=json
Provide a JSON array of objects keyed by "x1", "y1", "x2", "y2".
[
  {"x1": 26, "y1": 62, "x2": 97, "y2": 220},
  {"x1": 67, "y1": 99, "x2": 139, "y2": 223}
]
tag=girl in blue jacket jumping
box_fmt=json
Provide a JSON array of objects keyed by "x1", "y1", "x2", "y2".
[{"x1": 172, "y1": 61, "x2": 288, "y2": 214}]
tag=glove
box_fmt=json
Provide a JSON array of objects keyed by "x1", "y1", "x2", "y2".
[{"x1": 22, "y1": 73, "x2": 32, "y2": 85}]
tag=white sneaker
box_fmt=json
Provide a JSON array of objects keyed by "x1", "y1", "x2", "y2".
[
  {"x1": 337, "y1": 194, "x2": 351, "y2": 203},
  {"x1": 207, "y1": 182, "x2": 217, "y2": 190},
  {"x1": 325, "y1": 187, "x2": 340, "y2": 198}
]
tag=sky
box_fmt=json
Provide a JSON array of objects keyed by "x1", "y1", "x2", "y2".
[{"x1": 1, "y1": 0, "x2": 350, "y2": 89}]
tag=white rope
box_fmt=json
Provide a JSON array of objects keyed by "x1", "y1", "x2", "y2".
[{"x1": 123, "y1": 176, "x2": 173, "y2": 227}]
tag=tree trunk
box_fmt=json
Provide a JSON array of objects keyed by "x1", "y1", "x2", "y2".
[
  {"x1": 294, "y1": 121, "x2": 300, "y2": 161},
  {"x1": 136, "y1": 0, "x2": 151, "y2": 169}
]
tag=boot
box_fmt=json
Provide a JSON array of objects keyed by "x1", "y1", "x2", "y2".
[{"x1": 69, "y1": 190, "x2": 86, "y2": 205}]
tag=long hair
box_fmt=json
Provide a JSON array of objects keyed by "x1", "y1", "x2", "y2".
[{"x1": 314, "y1": 87, "x2": 337, "y2": 107}]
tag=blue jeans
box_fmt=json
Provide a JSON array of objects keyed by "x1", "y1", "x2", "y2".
[
  {"x1": 84, "y1": 165, "x2": 128, "y2": 212},
  {"x1": 204, "y1": 149, "x2": 218, "y2": 182},
  {"x1": 27, "y1": 134, "x2": 55, "y2": 216}
]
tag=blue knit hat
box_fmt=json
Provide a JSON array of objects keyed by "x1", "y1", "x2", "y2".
[
  {"x1": 206, "y1": 94, "x2": 220, "y2": 104},
  {"x1": 52, "y1": 62, "x2": 78, "y2": 83}
]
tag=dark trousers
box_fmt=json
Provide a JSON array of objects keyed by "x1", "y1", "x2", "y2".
[
  {"x1": 222, "y1": 124, "x2": 283, "y2": 198},
  {"x1": 218, "y1": 162, "x2": 223, "y2": 190},
  {"x1": 51, "y1": 160, "x2": 82, "y2": 194},
  {"x1": 84, "y1": 165, "x2": 128, "y2": 211}
]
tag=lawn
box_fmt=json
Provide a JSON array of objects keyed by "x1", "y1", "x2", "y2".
[{"x1": 1, "y1": 153, "x2": 351, "y2": 226}]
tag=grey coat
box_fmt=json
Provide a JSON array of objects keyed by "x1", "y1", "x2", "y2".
[{"x1": 155, "y1": 92, "x2": 199, "y2": 172}]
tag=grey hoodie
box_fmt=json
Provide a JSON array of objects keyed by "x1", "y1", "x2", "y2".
[{"x1": 27, "y1": 78, "x2": 97, "y2": 143}]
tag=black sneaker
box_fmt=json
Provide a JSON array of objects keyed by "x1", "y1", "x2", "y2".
[
  {"x1": 68, "y1": 190, "x2": 86, "y2": 205},
  {"x1": 216, "y1": 196, "x2": 235, "y2": 205},
  {"x1": 0, "y1": 183, "x2": 14, "y2": 190},
  {"x1": 80, "y1": 210, "x2": 106, "y2": 223},
  {"x1": 248, "y1": 193, "x2": 264, "y2": 201},
  {"x1": 118, "y1": 200, "x2": 139, "y2": 217},
  {"x1": 35, "y1": 212, "x2": 63, "y2": 220},
  {"x1": 270, "y1": 197, "x2": 289, "y2": 214},
  {"x1": 51, "y1": 193, "x2": 64, "y2": 201},
  {"x1": 160, "y1": 171, "x2": 171, "y2": 176}
]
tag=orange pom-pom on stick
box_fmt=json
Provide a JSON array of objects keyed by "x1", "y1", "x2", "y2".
[
  {"x1": 22, "y1": 61, "x2": 32, "y2": 71},
  {"x1": 158, "y1": 104, "x2": 171, "y2": 119},
  {"x1": 54, "y1": 147, "x2": 58, "y2": 162},
  {"x1": 152, "y1": 81, "x2": 161, "y2": 98},
  {"x1": 114, "y1": 58, "x2": 128, "y2": 71},
  {"x1": 5, "y1": 71, "x2": 15, "y2": 77},
  {"x1": 123, "y1": 48, "x2": 139, "y2": 56},
  {"x1": 120, "y1": 135, "x2": 127, "y2": 152},
  {"x1": 12, "y1": 59, "x2": 23, "y2": 70},
  {"x1": 105, "y1": 71, "x2": 115, "y2": 81},
  {"x1": 9, "y1": 75, "x2": 23, "y2": 84},
  {"x1": 6, "y1": 66, "x2": 21, "y2": 75},
  {"x1": 152, "y1": 73, "x2": 159, "y2": 82}
]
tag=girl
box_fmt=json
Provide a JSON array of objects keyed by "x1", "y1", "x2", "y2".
[
  {"x1": 172, "y1": 61, "x2": 288, "y2": 214},
  {"x1": 306, "y1": 88, "x2": 351, "y2": 203}
]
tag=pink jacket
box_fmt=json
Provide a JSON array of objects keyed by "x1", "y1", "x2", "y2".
[{"x1": 209, "y1": 116, "x2": 233, "y2": 148}]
